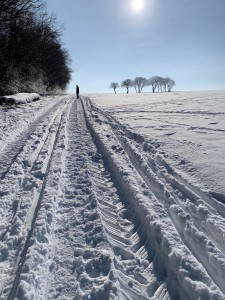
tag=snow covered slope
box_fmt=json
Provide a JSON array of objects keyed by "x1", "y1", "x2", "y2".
[{"x1": 0, "y1": 94, "x2": 225, "y2": 299}]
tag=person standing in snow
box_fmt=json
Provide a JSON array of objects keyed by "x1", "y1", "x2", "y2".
[{"x1": 76, "y1": 85, "x2": 79, "y2": 99}]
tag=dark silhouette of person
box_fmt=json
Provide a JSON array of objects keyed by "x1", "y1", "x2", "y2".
[{"x1": 76, "y1": 85, "x2": 79, "y2": 99}]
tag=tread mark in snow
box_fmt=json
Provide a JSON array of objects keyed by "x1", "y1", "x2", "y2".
[
  {"x1": 0, "y1": 99, "x2": 65, "y2": 180},
  {"x1": 82, "y1": 97, "x2": 225, "y2": 299},
  {"x1": 5, "y1": 105, "x2": 68, "y2": 300}
]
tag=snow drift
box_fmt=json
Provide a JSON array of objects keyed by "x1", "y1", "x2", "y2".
[{"x1": 0, "y1": 93, "x2": 40, "y2": 105}]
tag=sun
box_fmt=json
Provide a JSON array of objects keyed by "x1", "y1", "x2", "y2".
[{"x1": 131, "y1": 0, "x2": 144, "y2": 12}]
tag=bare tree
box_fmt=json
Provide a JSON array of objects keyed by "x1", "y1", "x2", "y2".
[
  {"x1": 157, "y1": 76, "x2": 164, "y2": 92},
  {"x1": 133, "y1": 77, "x2": 149, "y2": 93},
  {"x1": 167, "y1": 79, "x2": 176, "y2": 92},
  {"x1": 0, "y1": 0, "x2": 45, "y2": 24},
  {"x1": 162, "y1": 77, "x2": 167, "y2": 92},
  {"x1": 149, "y1": 76, "x2": 176, "y2": 93},
  {"x1": 121, "y1": 79, "x2": 133, "y2": 94},
  {"x1": 149, "y1": 76, "x2": 158, "y2": 93},
  {"x1": 151, "y1": 76, "x2": 161, "y2": 93},
  {"x1": 163, "y1": 77, "x2": 170, "y2": 92},
  {"x1": 110, "y1": 82, "x2": 119, "y2": 94},
  {"x1": 132, "y1": 80, "x2": 137, "y2": 93}
]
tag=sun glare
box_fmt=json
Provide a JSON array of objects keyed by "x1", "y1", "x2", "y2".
[{"x1": 131, "y1": 0, "x2": 144, "y2": 12}]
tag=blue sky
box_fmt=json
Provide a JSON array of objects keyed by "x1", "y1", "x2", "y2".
[{"x1": 46, "y1": 0, "x2": 225, "y2": 93}]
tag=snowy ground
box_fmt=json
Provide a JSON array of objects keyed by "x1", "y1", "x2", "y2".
[
  {"x1": 90, "y1": 91, "x2": 225, "y2": 197},
  {"x1": 0, "y1": 92, "x2": 225, "y2": 300}
]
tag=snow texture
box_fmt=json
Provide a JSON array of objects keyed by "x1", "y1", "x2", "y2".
[
  {"x1": 0, "y1": 92, "x2": 225, "y2": 300},
  {"x1": 0, "y1": 93, "x2": 40, "y2": 105}
]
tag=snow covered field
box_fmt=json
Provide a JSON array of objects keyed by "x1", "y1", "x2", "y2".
[
  {"x1": 0, "y1": 92, "x2": 225, "y2": 299},
  {"x1": 90, "y1": 91, "x2": 225, "y2": 197}
]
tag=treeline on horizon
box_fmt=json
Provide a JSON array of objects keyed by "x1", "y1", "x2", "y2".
[
  {"x1": 110, "y1": 76, "x2": 176, "y2": 94},
  {"x1": 0, "y1": 0, "x2": 71, "y2": 96}
]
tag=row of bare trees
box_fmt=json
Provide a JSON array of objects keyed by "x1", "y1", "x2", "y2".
[
  {"x1": 110, "y1": 76, "x2": 176, "y2": 94},
  {"x1": 0, "y1": 0, "x2": 71, "y2": 95}
]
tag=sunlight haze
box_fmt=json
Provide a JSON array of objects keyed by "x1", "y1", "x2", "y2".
[{"x1": 131, "y1": 0, "x2": 145, "y2": 12}]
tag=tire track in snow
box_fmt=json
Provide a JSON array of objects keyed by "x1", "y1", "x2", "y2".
[
  {"x1": 82, "y1": 99, "x2": 178, "y2": 299},
  {"x1": 0, "y1": 100, "x2": 70, "y2": 299},
  {"x1": 46, "y1": 99, "x2": 118, "y2": 300},
  {"x1": 106, "y1": 105, "x2": 225, "y2": 295},
  {"x1": 152, "y1": 155, "x2": 225, "y2": 255},
  {"x1": 78, "y1": 99, "x2": 171, "y2": 299},
  {"x1": 83, "y1": 97, "x2": 225, "y2": 300},
  {"x1": 89, "y1": 161, "x2": 171, "y2": 300},
  {"x1": 0, "y1": 105, "x2": 65, "y2": 240},
  {"x1": 98, "y1": 103, "x2": 225, "y2": 226},
  {"x1": 105, "y1": 110, "x2": 225, "y2": 291},
  {"x1": 0, "y1": 100, "x2": 69, "y2": 244},
  {"x1": 45, "y1": 98, "x2": 170, "y2": 300},
  {"x1": 2, "y1": 98, "x2": 122, "y2": 299},
  {"x1": 0, "y1": 97, "x2": 65, "y2": 180},
  {"x1": 90, "y1": 98, "x2": 225, "y2": 259}
]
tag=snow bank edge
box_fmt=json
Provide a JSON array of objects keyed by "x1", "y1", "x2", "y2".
[{"x1": 0, "y1": 93, "x2": 40, "y2": 105}]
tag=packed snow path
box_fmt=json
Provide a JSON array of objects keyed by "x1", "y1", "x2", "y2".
[{"x1": 0, "y1": 96, "x2": 225, "y2": 300}]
